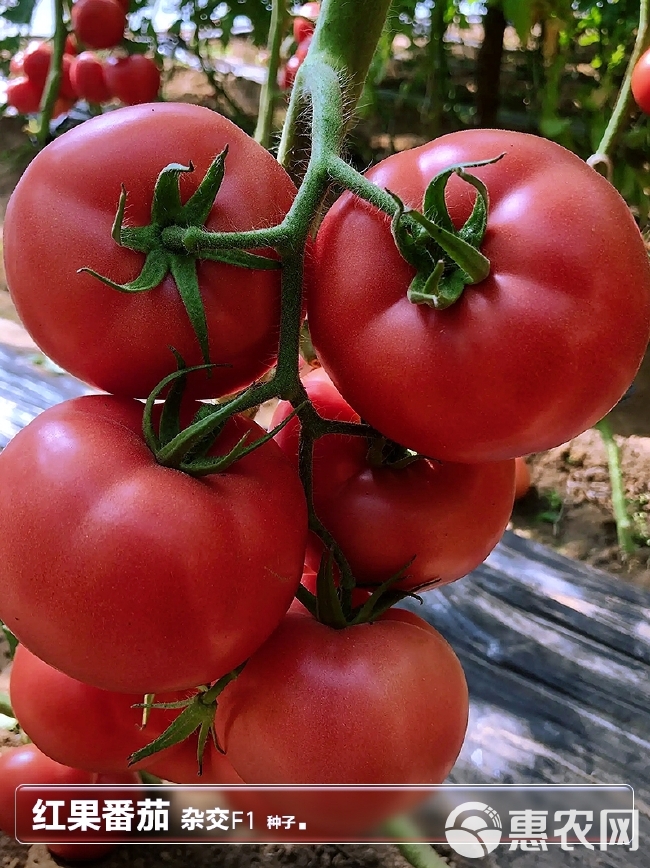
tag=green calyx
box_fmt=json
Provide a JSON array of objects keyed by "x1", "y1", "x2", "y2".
[
  {"x1": 142, "y1": 358, "x2": 300, "y2": 477},
  {"x1": 296, "y1": 554, "x2": 423, "y2": 630},
  {"x1": 365, "y1": 434, "x2": 423, "y2": 469},
  {"x1": 391, "y1": 155, "x2": 504, "y2": 310},
  {"x1": 128, "y1": 664, "x2": 245, "y2": 771},
  {"x1": 78, "y1": 151, "x2": 280, "y2": 367}
]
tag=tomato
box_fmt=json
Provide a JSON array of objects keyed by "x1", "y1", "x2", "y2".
[
  {"x1": 308, "y1": 130, "x2": 650, "y2": 463},
  {"x1": 9, "y1": 51, "x2": 24, "y2": 75},
  {"x1": 72, "y1": 0, "x2": 126, "y2": 51},
  {"x1": 9, "y1": 645, "x2": 192, "y2": 772},
  {"x1": 0, "y1": 744, "x2": 94, "y2": 836},
  {"x1": 65, "y1": 34, "x2": 79, "y2": 55},
  {"x1": 216, "y1": 609, "x2": 468, "y2": 835},
  {"x1": 104, "y1": 55, "x2": 160, "y2": 105},
  {"x1": 293, "y1": 2, "x2": 319, "y2": 44},
  {"x1": 147, "y1": 737, "x2": 243, "y2": 785},
  {"x1": 6, "y1": 77, "x2": 42, "y2": 114},
  {"x1": 273, "y1": 368, "x2": 515, "y2": 590},
  {"x1": 4, "y1": 103, "x2": 297, "y2": 399},
  {"x1": 514, "y1": 456, "x2": 531, "y2": 500},
  {"x1": 278, "y1": 54, "x2": 301, "y2": 91},
  {"x1": 632, "y1": 47, "x2": 650, "y2": 114},
  {"x1": 0, "y1": 395, "x2": 307, "y2": 693},
  {"x1": 70, "y1": 52, "x2": 112, "y2": 104},
  {"x1": 21, "y1": 42, "x2": 76, "y2": 99},
  {"x1": 295, "y1": 35, "x2": 313, "y2": 63}
]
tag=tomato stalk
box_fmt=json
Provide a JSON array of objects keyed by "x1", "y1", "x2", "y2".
[
  {"x1": 595, "y1": 417, "x2": 637, "y2": 559},
  {"x1": 588, "y1": 0, "x2": 650, "y2": 176},
  {"x1": 254, "y1": 0, "x2": 287, "y2": 148},
  {"x1": 36, "y1": 0, "x2": 67, "y2": 149}
]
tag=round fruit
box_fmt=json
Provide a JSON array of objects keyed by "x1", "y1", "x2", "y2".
[
  {"x1": 104, "y1": 54, "x2": 161, "y2": 105},
  {"x1": 72, "y1": 0, "x2": 127, "y2": 51}
]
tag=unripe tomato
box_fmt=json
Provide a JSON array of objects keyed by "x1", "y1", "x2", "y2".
[
  {"x1": 72, "y1": 0, "x2": 127, "y2": 51},
  {"x1": 70, "y1": 51, "x2": 112, "y2": 103},
  {"x1": 104, "y1": 54, "x2": 161, "y2": 104},
  {"x1": 632, "y1": 47, "x2": 650, "y2": 114}
]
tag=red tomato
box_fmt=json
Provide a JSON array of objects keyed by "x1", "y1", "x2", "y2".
[
  {"x1": 273, "y1": 368, "x2": 515, "y2": 590},
  {"x1": 632, "y1": 47, "x2": 650, "y2": 114},
  {"x1": 278, "y1": 54, "x2": 301, "y2": 91},
  {"x1": 295, "y1": 35, "x2": 312, "y2": 63},
  {"x1": 104, "y1": 55, "x2": 161, "y2": 105},
  {"x1": 217, "y1": 610, "x2": 468, "y2": 834},
  {"x1": 22, "y1": 41, "x2": 51, "y2": 88},
  {"x1": 514, "y1": 456, "x2": 531, "y2": 500},
  {"x1": 0, "y1": 745, "x2": 94, "y2": 836},
  {"x1": 5, "y1": 77, "x2": 42, "y2": 114},
  {"x1": 9, "y1": 645, "x2": 191, "y2": 772},
  {"x1": 3, "y1": 103, "x2": 297, "y2": 399},
  {"x1": 21, "y1": 42, "x2": 76, "y2": 99},
  {"x1": 65, "y1": 34, "x2": 79, "y2": 55},
  {"x1": 72, "y1": 0, "x2": 126, "y2": 51},
  {"x1": 147, "y1": 737, "x2": 243, "y2": 784},
  {"x1": 70, "y1": 51, "x2": 111, "y2": 103},
  {"x1": 9, "y1": 50, "x2": 24, "y2": 75},
  {"x1": 0, "y1": 395, "x2": 307, "y2": 693},
  {"x1": 308, "y1": 130, "x2": 650, "y2": 463},
  {"x1": 293, "y1": 2, "x2": 319, "y2": 44}
]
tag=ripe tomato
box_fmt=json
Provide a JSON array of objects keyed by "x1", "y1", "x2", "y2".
[
  {"x1": 70, "y1": 51, "x2": 112, "y2": 103},
  {"x1": 308, "y1": 130, "x2": 650, "y2": 463},
  {"x1": 293, "y1": 2, "x2": 319, "y2": 44},
  {"x1": 514, "y1": 456, "x2": 531, "y2": 500},
  {"x1": 217, "y1": 610, "x2": 468, "y2": 834},
  {"x1": 21, "y1": 41, "x2": 75, "y2": 99},
  {"x1": 104, "y1": 55, "x2": 161, "y2": 105},
  {"x1": 9, "y1": 50, "x2": 24, "y2": 75},
  {"x1": 273, "y1": 368, "x2": 515, "y2": 590},
  {"x1": 0, "y1": 395, "x2": 307, "y2": 693},
  {"x1": 9, "y1": 645, "x2": 191, "y2": 772},
  {"x1": 632, "y1": 47, "x2": 650, "y2": 114},
  {"x1": 6, "y1": 77, "x2": 42, "y2": 114},
  {"x1": 65, "y1": 34, "x2": 79, "y2": 55},
  {"x1": 72, "y1": 0, "x2": 126, "y2": 51},
  {"x1": 0, "y1": 745, "x2": 94, "y2": 837},
  {"x1": 4, "y1": 103, "x2": 297, "y2": 399},
  {"x1": 278, "y1": 54, "x2": 301, "y2": 91},
  {"x1": 295, "y1": 35, "x2": 313, "y2": 63}
]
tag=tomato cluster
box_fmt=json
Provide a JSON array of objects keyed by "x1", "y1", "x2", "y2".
[
  {"x1": 1, "y1": 88, "x2": 649, "y2": 850},
  {"x1": 6, "y1": 7, "x2": 160, "y2": 117},
  {"x1": 278, "y1": 2, "x2": 319, "y2": 91}
]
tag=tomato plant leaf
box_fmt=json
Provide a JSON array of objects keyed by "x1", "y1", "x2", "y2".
[
  {"x1": 151, "y1": 162, "x2": 194, "y2": 227},
  {"x1": 169, "y1": 255, "x2": 211, "y2": 366}
]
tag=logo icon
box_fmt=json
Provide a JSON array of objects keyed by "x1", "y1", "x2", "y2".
[{"x1": 445, "y1": 801, "x2": 503, "y2": 859}]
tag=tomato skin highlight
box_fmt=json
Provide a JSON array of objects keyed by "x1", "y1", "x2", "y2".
[
  {"x1": 0, "y1": 395, "x2": 308, "y2": 693},
  {"x1": 308, "y1": 130, "x2": 650, "y2": 463},
  {"x1": 3, "y1": 103, "x2": 297, "y2": 399},
  {"x1": 9, "y1": 645, "x2": 190, "y2": 773},
  {"x1": 273, "y1": 368, "x2": 515, "y2": 590},
  {"x1": 632, "y1": 47, "x2": 650, "y2": 114},
  {"x1": 104, "y1": 55, "x2": 161, "y2": 105},
  {"x1": 293, "y1": 2, "x2": 319, "y2": 44},
  {"x1": 217, "y1": 610, "x2": 468, "y2": 833}
]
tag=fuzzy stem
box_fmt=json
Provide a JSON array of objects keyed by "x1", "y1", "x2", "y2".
[
  {"x1": 255, "y1": 0, "x2": 287, "y2": 148},
  {"x1": 36, "y1": 0, "x2": 66, "y2": 148}
]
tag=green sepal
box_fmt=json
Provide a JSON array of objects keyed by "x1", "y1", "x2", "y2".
[
  {"x1": 349, "y1": 557, "x2": 422, "y2": 625},
  {"x1": 151, "y1": 162, "x2": 194, "y2": 226},
  {"x1": 169, "y1": 255, "x2": 210, "y2": 365},
  {"x1": 181, "y1": 148, "x2": 228, "y2": 226},
  {"x1": 78, "y1": 249, "x2": 170, "y2": 294},
  {"x1": 157, "y1": 349, "x2": 189, "y2": 448},
  {"x1": 314, "y1": 554, "x2": 349, "y2": 630},
  {"x1": 390, "y1": 154, "x2": 505, "y2": 310}
]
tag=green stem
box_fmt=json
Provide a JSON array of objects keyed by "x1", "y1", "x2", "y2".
[
  {"x1": 595, "y1": 418, "x2": 636, "y2": 559},
  {"x1": 277, "y1": 0, "x2": 393, "y2": 173},
  {"x1": 0, "y1": 691, "x2": 15, "y2": 720},
  {"x1": 382, "y1": 816, "x2": 449, "y2": 868},
  {"x1": 255, "y1": 0, "x2": 287, "y2": 148},
  {"x1": 36, "y1": 0, "x2": 66, "y2": 149},
  {"x1": 589, "y1": 0, "x2": 650, "y2": 170}
]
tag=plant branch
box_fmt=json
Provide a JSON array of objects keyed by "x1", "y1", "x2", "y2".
[
  {"x1": 255, "y1": 0, "x2": 287, "y2": 148},
  {"x1": 36, "y1": 0, "x2": 67, "y2": 149},
  {"x1": 596, "y1": 417, "x2": 636, "y2": 559},
  {"x1": 589, "y1": 0, "x2": 650, "y2": 173}
]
